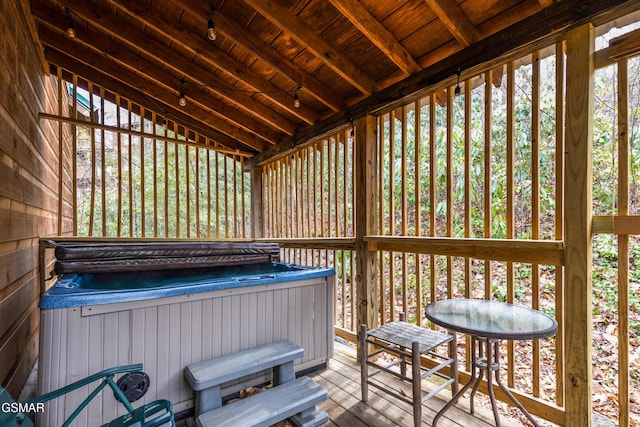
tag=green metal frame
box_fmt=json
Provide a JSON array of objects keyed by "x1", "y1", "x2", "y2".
[{"x1": 1, "y1": 364, "x2": 174, "y2": 427}]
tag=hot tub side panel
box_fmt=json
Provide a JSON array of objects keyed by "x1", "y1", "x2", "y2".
[{"x1": 37, "y1": 277, "x2": 333, "y2": 426}]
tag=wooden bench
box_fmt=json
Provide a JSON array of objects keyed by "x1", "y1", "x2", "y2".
[
  {"x1": 195, "y1": 376, "x2": 328, "y2": 427},
  {"x1": 184, "y1": 340, "x2": 304, "y2": 416}
]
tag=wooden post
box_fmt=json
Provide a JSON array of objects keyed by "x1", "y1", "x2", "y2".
[
  {"x1": 251, "y1": 167, "x2": 264, "y2": 239},
  {"x1": 356, "y1": 116, "x2": 379, "y2": 360},
  {"x1": 564, "y1": 23, "x2": 594, "y2": 427}
]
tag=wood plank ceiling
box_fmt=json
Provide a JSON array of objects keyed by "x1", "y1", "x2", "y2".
[{"x1": 31, "y1": 0, "x2": 633, "y2": 160}]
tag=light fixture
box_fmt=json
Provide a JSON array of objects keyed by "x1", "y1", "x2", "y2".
[
  {"x1": 179, "y1": 81, "x2": 186, "y2": 107},
  {"x1": 65, "y1": 8, "x2": 75, "y2": 38},
  {"x1": 454, "y1": 67, "x2": 461, "y2": 97},
  {"x1": 207, "y1": 17, "x2": 217, "y2": 41},
  {"x1": 207, "y1": 6, "x2": 217, "y2": 41},
  {"x1": 161, "y1": 119, "x2": 167, "y2": 130},
  {"x1": 293, "y1": 92, "x2": 300, "y2": 108}
]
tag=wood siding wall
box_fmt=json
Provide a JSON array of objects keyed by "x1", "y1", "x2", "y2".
[{"x1": 0, "y1": 0, "x2": 69, "y2": 396}]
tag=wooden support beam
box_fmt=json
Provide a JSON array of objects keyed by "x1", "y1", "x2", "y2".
[
  {"x1": 355, "y1": 116, "x2": 379, "y2": 339},
  {"x1": 42, "y1": 44, "x2": 268, "y2": 152},
  {"x1": 39, "y1": 113, "x2": 253, "y2": 157},
  {"x1": 172, "y1": 1, "x2": 346, "y2": 112},
  {"x1": 328, "y1": 0, "x2": 421, "y2": 75},
  {"x1": 423, "y1": 0, "x2": 481, "y2": 47},
  {"x1": 564, "y1": 23, "x2": 594, "y2": 427},
  {"x1": 366, "y1": 236, "x2": 564, "y2": 266},
  {"x1": 243, "y1": 0, "x2": 377, "y2": 95},
  {"x1": 32, "y1": 2, "x2": 291, "y2": 141},
  {"x1": 246, "y1": 0, "x2": 635, "y2": 170},
  {"x1": 107, "y1": 0, "x2": 318, "y2": 126}
]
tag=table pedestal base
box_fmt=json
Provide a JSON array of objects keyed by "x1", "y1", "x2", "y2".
[{"x1": 433, "y1": 336, "x2": 540, "y2": 427}]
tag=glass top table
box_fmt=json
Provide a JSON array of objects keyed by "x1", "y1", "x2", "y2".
[
  {"x1": 424, "y1": 298, "x2": 558, "y2": 340},
  {"x1": 424, "y1": 299, "x2": 557, "y2": 427}
]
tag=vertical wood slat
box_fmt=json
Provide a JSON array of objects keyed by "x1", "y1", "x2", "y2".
[
  {"x1": 463, "y1": 79, "x2": 472, "y2": 370},
  {"x1": 321, "y1": 142, "x2": 325, "y2": 239},
  {"x1": 414, "y1": 99, "x2": 423, "y2": 325},
  {"x1": 174, "y1": 123, "x2": 180, "y2": 237},
  {"x1": 57, "y1": 67, "x2": 64, "y2": 236},
  {"x1": 446, "y1": 87, "x2": 453, "y2": 300},
  {"x1": 616, "y1": 56, "x2": 630, "y2": 427},
  {"x1": 101, "y1": 87, "x2": 106, "y2": 237},
  {"x1": 232, "y1": 153, "x2": 237, "y2": 238},
  {"x1": 334, "y1": 136, "x2": 340, "y2": 238},
  {"x1": 531, "y1": 49, "x2": 542, "y2": 397},
  {"x1": 344, "y1": 130, "x2": 349, "y2": 240},
  {"x1": 241, "y1": 157, "x2": 246, "y2": 238},
  {"x1": 128, "y1": 102, "x2": 133, "y2": 237},
  {"x1": 389, "y1": 112, "x2": 395, "y2": 322},
  {"x1": 484, "y1": 71, "x2": 493, "y2": 301},
  {"x1": 164, "y1": 121, "x2": 169, "y2": 238},
  {"x1": 214, "y1": 151, "x2": 219, "y2": 239},
  {"x1": 89, "y1": 81, "x2": 95, "y2": 236},
  {"x1": 153, "y1": 112, "x2": 159, "y2": 238},
  {"x1": 207, "y1": 150, "x2": 212, "y2": 239},
  {"x1": 185, "y1": 144, "x2": 190, "y2": 238},
  {"x1": 116, "y1": 94, "x2": 122, "y2": 237},
  {"x1": 429, "y1": 96, "x2": 437, "y2": 308},
  {"x1": 313, "y1": 143, "x2": 318, "y2": 238},
  {"x1": 72, "y1": 75, "x2": 79, "y2": 235},
  {"x1": 140, "y1": 106, "x2": 146, "y2": 237},
  {"x1": 307, "y1": 147, "x2": 312, "y2": 240},
  {"x1": 223, "y1": 152, "x2": 229, "y2": 238},
  {"x1": 554, "y1": 40, "x2": 565, "y2": 408},
  {"x1": 564, "y1": 24, "x2": 594, "y2": 427},
  {"x1": 378, "y1": 116, "x2": 386, "y2": 324},
  {"x1": 401, "y1": 106, "x2": 408, "y2": 315},
  {"x1": 286, "y1": 154, "x2": 291, "y2": 238},
  {"x1": 506, "y1": 60, "x2": 516, "y2": 387},
  {"x1": 195, "y1": 145, "x2": 201, "y2": 238}
]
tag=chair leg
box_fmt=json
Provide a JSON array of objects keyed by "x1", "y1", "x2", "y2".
[
  {"x1": 360, "y1": 324, "x2": 368, "y2": 403},
  {"x1": 411, "y1": 341, "x2": 421, "y2": 427}
]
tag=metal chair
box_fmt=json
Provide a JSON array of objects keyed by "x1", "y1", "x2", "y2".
[
  {"x1": 0, "y1": 364, "x2": 174, "y2": 427},
  {"x1": 360, "y1": 313, "x2": 458, "y2": 427}
]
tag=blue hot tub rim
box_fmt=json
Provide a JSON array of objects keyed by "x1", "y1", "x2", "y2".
[{"x1": 40, "y1": 262, "x2": 336, "y2": 309}]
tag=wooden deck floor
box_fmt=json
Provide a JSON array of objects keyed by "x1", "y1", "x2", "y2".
[{"x1": 308, "y1": 341, "x2": 523, "y2": 427}]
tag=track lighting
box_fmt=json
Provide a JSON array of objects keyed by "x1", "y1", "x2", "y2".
[{"x1": 293, "y1": 92, "x2": 300, "y2": 108}]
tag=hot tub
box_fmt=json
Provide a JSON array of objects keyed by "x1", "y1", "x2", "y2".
[{"x1": 37, "y1": 242, "x2": 335, "y2": 426}]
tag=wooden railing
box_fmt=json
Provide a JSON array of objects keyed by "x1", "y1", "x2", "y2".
[
  {"x1": 260, "y1": 33, "x2": 581, "y2": 425},
  {"x1": 45, "y1": 67, "x2": 252, "y2": 240}
]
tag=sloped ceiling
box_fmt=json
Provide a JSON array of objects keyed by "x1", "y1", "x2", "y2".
[{"x1": 31, "y1": 0, "x2": 635, "y2": 162}]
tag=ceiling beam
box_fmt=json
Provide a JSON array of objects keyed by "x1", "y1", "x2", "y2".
[
  {"x1": 328, "y1": 0, "x2": 421, "y2": 76},
  {"x1": 43, "y1": 49, "x2": 260, "y2": 152},
  {"x1": 106, "y1": 0, "x2": 318, "y2": 126},
  {"x1": 32, "y1": 12, "x2": 279, "y2": 145},
  {"x1": 39, "y1": 30, "x2": 269, "y2": 152},
  {"x1": 172, "y1": 0, "x2": 347, "y2": 112},
  {"x1": 247, "y1": 0, "x2": 634, "y2": 168},
  {"x1": 423, "y1": 0, "x2": 481, "y2": 47},
  {"x1": 39, "y1": 0, "x2": 304, "y2": 135},
  {"x1": 243, "y1": 0, "x2": 378, "y2": 96}
]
